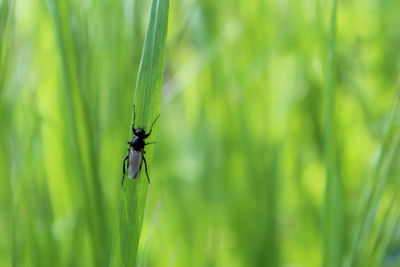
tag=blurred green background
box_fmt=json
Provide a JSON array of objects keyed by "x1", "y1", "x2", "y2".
[{"x1": 1, "y1": 0, "x2": 400, "y2": 266}]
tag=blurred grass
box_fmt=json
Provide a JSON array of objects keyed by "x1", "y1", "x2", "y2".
[
  {"x1": 323, "y1": 0, "x2": 342, "y2": 266},
  {"x1": 47, "y1": 0, "x2": 111, "y2": 264},
  {"x1": 0, "y1": 1, "x2": 13, "y2": 266},
  {"x1": 2, "y1": 0, "x2": 400, "y2": 267},
  {"x1": 346, "y1": 92, "x2": 400, "y2": 267}
]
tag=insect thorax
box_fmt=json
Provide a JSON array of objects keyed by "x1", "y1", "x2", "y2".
[{"x1": 131, "y1": 136, "x2": 145, "y2": 151}]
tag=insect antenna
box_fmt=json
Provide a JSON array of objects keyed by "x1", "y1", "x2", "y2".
[
  {"x1": 131, "y1": 105, "x2": 137, "y2": 133},
  {"x1": 149, "y1": 114, "x2": 160, "y2": 132},
  {"x1": 144, "y1": 114, "x2": 160, "y2": 138}
]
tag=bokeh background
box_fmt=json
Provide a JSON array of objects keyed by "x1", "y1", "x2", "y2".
[{"x1": 1, "y1": 0, "x2": 400, "y2": 266}]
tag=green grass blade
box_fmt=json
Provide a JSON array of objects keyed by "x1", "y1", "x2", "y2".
[
  {"x1": 346, "y1": 93, "x2": 400, "y2": 267},
  {"x1": 0, "y1": 0, "x2": 12, "y2": 104},
  {"x1": 47, "y1": 1, "x2": 111, "y2": 264},
  {"x1": 323, "y1": 0, "x2": 343, "y2": 266},
  {"x1": 0, "y1": 2, "x2": 13, "y2": 267},
  {"x1": 109, "y1": 0, "x2": 169, "y2": 265}
]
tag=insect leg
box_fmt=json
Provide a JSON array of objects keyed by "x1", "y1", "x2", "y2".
[
  {"x1": 145, "y1": 142, "x2": 156, "y2": 145},
  {"x1": 144, "y1": 114, "x2": 160, "y2": 138},
  {"x1": 142, "y1": 155, "x2": 150, "y2": 183},
  {"x1": 121, "y1": 155, "x2": 129, "y2": 186}
]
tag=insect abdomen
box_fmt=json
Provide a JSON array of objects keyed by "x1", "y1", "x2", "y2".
[{"x1": 128, "y1": 148, "x2": 143, "y2": 179}]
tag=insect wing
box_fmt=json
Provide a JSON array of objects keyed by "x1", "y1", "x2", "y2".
[{"x1": 128, "y1": 148, "x2": 143, "y2": 179}]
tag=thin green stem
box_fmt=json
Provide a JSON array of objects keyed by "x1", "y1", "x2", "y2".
[{"x1": 323, "y1": 0, "x2": 342, "y2": 266}]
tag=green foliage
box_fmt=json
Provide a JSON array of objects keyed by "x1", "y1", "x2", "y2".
[{"x1": 2, "y1": 0, "x2": 400, "y2": 267}]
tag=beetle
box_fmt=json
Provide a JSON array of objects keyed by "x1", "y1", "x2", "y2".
[{"x1": 121, "y1": 105, "x2": 160, "y2": 185}]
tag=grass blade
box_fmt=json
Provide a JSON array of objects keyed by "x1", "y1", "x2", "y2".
[
  {"x1": 109, "y1": 0, "x2": 169, "y2": 265},
  {"x1": 346, "y1": 92, "x2": 400, "y2": 267},
  {"x1": 47, "y1": 0, "x2": 111, "y2": 264},
  {"x1": 323, "y1": 0, "x2": 343, "y2": 266},
  {"x1": 0, "y1": 2, "x2": 13, "y2": 266},
  {"x1": 0, "y1": 0, "x2": 12, "y2": 104}
]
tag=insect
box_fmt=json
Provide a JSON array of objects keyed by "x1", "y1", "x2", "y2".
[{"x1": 122, "y1": 105, "x2": 159, "y2": 185}]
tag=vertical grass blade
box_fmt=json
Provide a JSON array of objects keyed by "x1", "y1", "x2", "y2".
[
  {"x1": 346, "y1": 92, "x2": 400, "y2": 266},
  {"x1": 46, "y1": 0, "x2": 110, "y2": 264},
  {"x1": 323, "y1": 0, "x2": 342, "y2": 266},
  {"x1": 0, "y1": 0, "x2": 12, "y2": 103},
  {"x1": 0, "y1": 2, "x2": 13, "y2": 267},
  {"x1": 110, "y1": 0, "x2": 169, "y2": 265}
]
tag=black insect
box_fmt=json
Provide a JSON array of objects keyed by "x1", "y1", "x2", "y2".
[{"x1": 122, "y1": 106, "x2": 159, "y2": 185}]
